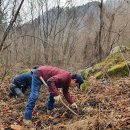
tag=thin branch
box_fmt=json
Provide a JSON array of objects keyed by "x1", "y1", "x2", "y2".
[{"x1": 0, "y1": 0, "x2": 25, "y2": 52}]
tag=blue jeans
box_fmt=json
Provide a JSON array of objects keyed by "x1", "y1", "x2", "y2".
[
  {"x1": 24, "y1": 70, "x2": 42, "y2": 120},
  {"x1": 47, "y1": 93, "x2": 55, "y2": 110}
]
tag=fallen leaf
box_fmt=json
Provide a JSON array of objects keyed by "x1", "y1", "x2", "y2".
[{"x1": 10, "y1": 124, "x2": 23, "y2": 130}]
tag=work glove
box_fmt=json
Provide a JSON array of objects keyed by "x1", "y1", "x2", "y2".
[
  {"x1": 54, "y1": 95, "x2": 61, "y2": 102},
  {"x1": 70, "y1": 102, "x2": 78, "y2": 109}
]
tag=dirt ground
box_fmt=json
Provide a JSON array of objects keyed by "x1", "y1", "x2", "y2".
[{"x1": 0, "y1": 76, "x2": 130, "y2": 130}]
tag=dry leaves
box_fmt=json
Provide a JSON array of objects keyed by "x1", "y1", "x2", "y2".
[
  {"x1": 0, "y1": 77, "x2": 130, "y2": 129},
  {"x1": 11, "y1": 124, "x2": 23, "y2": 130}
]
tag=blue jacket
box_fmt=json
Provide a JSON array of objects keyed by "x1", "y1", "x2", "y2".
[{"x1": 13, "y1": 72, "x2": 32, "y2": 88}]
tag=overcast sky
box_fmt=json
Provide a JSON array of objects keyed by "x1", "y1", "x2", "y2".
[
  {"x1": 59, "y1": 0, "x2": 93, "y2": 6},
  {"x1": 22, "y1": 0, "x2": 97, "y2": 10}
]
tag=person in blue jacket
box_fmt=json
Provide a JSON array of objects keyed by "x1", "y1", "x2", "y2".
[{"x1": 9, "y1": 65, "x2": 39, "y2": 97}]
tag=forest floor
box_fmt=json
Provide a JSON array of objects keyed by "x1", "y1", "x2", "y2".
[{"x1": 0, "y1": 71, "x2": 130, "y2": 129}]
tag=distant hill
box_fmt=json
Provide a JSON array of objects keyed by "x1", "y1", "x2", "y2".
[{"x1": 29, "y1": 1, "x2": 100, "y2": 31}]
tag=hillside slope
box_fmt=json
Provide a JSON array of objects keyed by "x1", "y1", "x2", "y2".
[{"x1": 0, "y1": 76, "x2": 129, "y2": 129}]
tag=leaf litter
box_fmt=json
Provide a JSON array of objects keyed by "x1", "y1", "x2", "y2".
[{"x1": 0, "y1": 76, "x2": 130, "y2": 130}]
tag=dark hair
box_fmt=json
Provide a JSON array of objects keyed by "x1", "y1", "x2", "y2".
[
  {"x1": 72, "y1": 74, "x2": 76, "y2": 79},
  {"x1": 33, "y1": 65, "x2": 39, "y2": 69}
]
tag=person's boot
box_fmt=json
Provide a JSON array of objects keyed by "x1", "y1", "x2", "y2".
[
  {"x1": 14, "y1": 88, "x2": 25, "y2": 97},
  {"x1": 9, "y1": 91, "x2": 15, "y2": 97}
]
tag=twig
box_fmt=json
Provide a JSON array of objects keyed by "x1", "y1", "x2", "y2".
[
  {"x1": 0, "y1": 0, "x2": 25, "y2": 52},
  {"x1": 40, "y1": 76, "x2": 78, "y2": 116},
  {"x1": 60, "y1": 98, "x2": 79, "y2": 116}
]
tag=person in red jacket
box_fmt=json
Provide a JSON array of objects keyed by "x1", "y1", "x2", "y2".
[{"x1": 24, "y1": 66, "x2": 84, "y2": 123}]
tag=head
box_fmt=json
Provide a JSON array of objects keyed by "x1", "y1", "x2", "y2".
[
  {"x1": 9, "y1": 84, "x2": 17, "y2": 97},
  {"x1": 70, "y1": 74, "x2": 84, "y2": 89},
  {"x1": 33, "y1": 65, "x2": 39, "y2": 69}
]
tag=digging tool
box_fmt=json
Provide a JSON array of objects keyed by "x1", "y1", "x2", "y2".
[
  {"x1": 59, "y1": 98, "x2": 78, "y2": 116},
  {"x1": 39, "y1": 76, "x2": 79, "y2": 116}
]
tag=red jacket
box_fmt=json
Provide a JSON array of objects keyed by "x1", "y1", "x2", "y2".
[{"x1": 37, "y1": 66, "x2": 73, "y2": 104}]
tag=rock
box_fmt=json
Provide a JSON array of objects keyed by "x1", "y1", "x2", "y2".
[
  {"x1": 81, "y1": 67, "x2": 93, "y2": 79},
  {"x1": 110, "y1": 45, "x2": 130, "y2": 55},
  {"x1": 96, "y1": 61, "x2": 130, "y2": 79}
]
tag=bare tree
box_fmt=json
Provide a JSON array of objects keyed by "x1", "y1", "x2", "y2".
[{"x1": 0, "y1": 0, "x2": 25, "y2": 52}]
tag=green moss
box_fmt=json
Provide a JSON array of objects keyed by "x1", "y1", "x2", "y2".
[
  {"x1": 81, "y1": 65, "x2": 103, "y2": 79},
  {"x1": 97, "y1": 52, "x2": 122, "y2": 70},
  {"x1": 107, "y1": 61, "x2": 129, "y2": 77},
  {"x1": 19, "y1": 69, "x2": 30, "y2": 74},
  {"x1": 95, "y1": 61, "x2": 129, "y2": 79},
  {"x1": 95, "y1": 72, "x2": 103, "y2": 79},
  {"x1": 81, "y1": 46, "x2": 130, "y2": 80},
  {"x1": 81, "y1": 67, "x2": 93, "y2": 79},
  {"x1": 6, "y1": 75, "x2": 12, "y2": 80},
  {"x1": 82, "y1": 51, "x2": 124, "y2": 79},
  {"x1": 80, "y1": 80, "x2": 90, "y2": 92}
]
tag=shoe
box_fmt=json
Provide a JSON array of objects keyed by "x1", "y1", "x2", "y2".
[
  {"x1": 9, "y1": 92, "x2": 15, "y2": 97},
  {"x1": 14, "y1": 88, "x2": 25, "y2": 97},
  {"x1": 23, "y1": 119, "x2": 32, "y2": 125}
]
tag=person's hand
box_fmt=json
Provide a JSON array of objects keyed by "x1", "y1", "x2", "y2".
[
  {"x1": 54, "y1": 95, "x2": 61, "y2": 102},
  {"x1": 71, "y1": 102, "x2": 78, "y2": 109}
]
